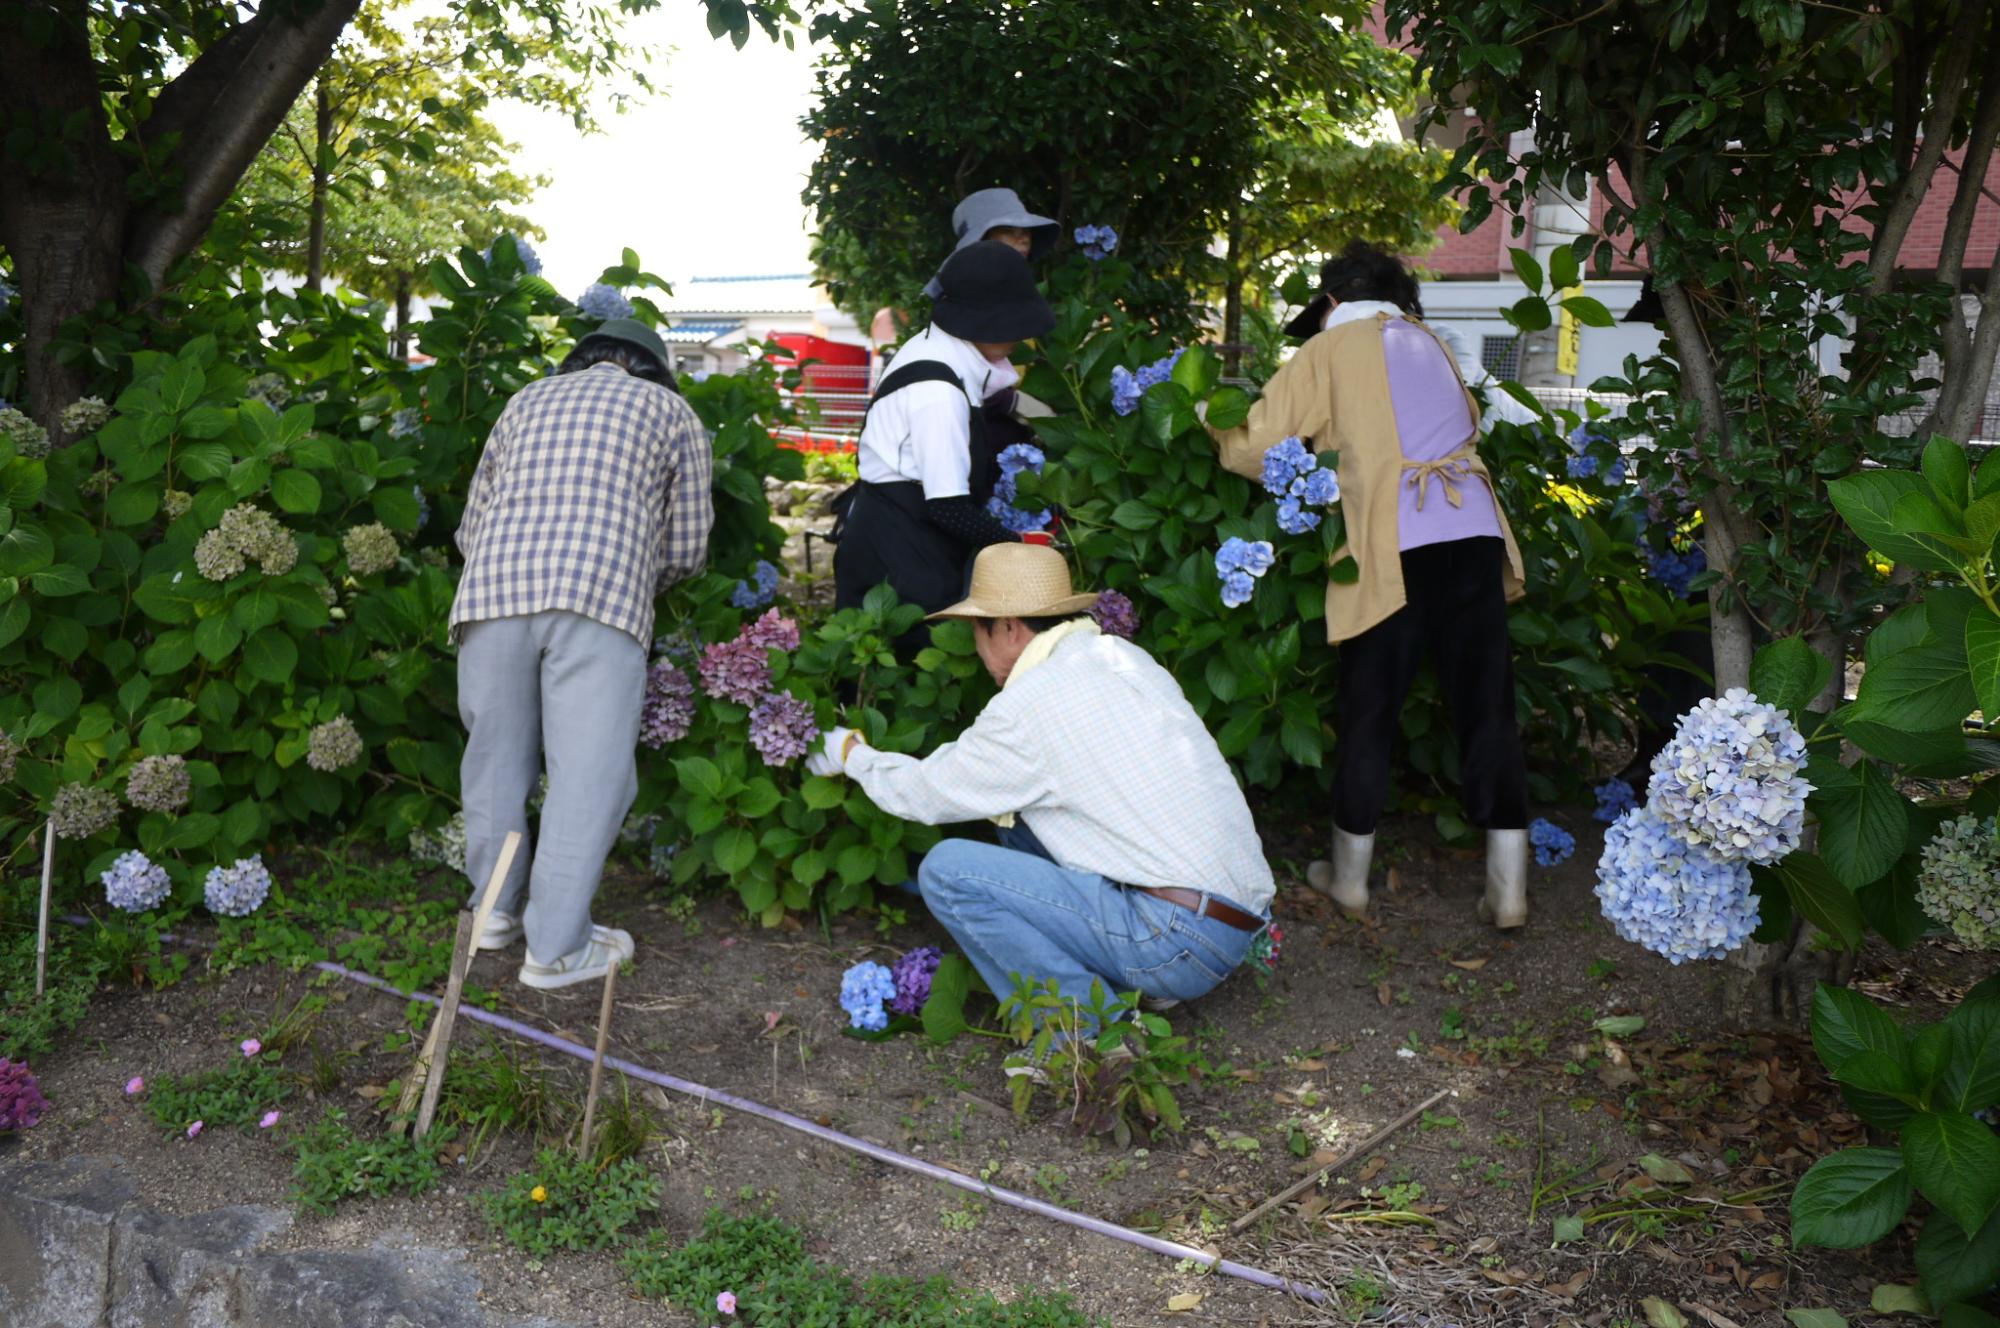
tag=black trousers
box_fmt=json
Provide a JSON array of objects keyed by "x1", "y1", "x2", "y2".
[{"x1": 1332, "y1": 536, "x2": 1528, "y2": 834}]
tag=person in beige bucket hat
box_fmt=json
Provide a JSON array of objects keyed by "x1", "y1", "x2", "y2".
[{"x1": 807, "y1": 544, "x2": 1275, "y2": 1040}]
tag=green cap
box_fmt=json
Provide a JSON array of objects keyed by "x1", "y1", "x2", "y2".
[{"x1": 579, "y1": 317, "x2": 669, "y2": 369}]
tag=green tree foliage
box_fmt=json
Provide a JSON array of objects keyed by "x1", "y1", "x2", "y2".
[
  {"x1": 0, "y1": 0, "x2": 654, "y2": 436},
  {"x1": 800, "y1": 0, "x2": 1430, "y2": 333},
  {"x1": 1387, "y1": 0, "x2": 2000, "y2": 696}
]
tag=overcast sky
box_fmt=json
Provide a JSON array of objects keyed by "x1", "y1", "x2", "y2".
[{"x1": 485, "y1": 7, "x2": 821, "y2": 297}]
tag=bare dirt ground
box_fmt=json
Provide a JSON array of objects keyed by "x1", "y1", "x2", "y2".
[{"x1": 10, "y1": 803, "x2": 1994, "y2": 1328}]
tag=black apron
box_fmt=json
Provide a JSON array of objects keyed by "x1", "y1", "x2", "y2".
[{"x1": 832, "y1": 359, "x2": 998, "y2": 621}]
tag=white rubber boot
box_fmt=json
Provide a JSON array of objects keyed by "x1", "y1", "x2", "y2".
[
  {"x1": 1306, "y1": 828, "x2": 1374, "y2": 916},
  {"x1": 1478, "y1": 829, "x2": 1529, "y2": 929}
]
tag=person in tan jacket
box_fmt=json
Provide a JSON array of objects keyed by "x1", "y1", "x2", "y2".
[{"x1": 1205, "y1": 243, "x2": 1532, "y2": 929}]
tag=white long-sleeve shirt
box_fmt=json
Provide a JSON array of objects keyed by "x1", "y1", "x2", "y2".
[{"x1": 846, "y1": 631, "x2": 1276, "y2": 913}]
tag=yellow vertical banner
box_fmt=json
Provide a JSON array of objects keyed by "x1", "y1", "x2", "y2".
[{"x1": 1556, "y1": 284, "x2": 1583, "y2": 377}]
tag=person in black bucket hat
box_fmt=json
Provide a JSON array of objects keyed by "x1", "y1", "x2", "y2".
[{"x1": 833, "y1": 242, "x2": 1056, "y2": 656}]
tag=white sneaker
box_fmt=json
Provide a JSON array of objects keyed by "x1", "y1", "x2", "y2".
[
  {"x1": 480, "y1": 912, "x2": 630, "y2": 957},
  {"x1": 518, "y1": 928, "x2": 634, "y2": 990},
  {"x1": 477, "y1": 910, "x2": 524, "y2": 951}
]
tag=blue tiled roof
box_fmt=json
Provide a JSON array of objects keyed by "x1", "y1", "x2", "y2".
[{"x1": 662, "y1": 320, "x2": 744, "y2": 343}]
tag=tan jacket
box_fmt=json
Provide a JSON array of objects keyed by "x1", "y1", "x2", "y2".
[{"x1": 1207, "y1": 314, "x2": 1525, "y2": 644}]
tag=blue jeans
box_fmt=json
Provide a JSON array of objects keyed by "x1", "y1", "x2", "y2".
[{"x1": 914, "y1": 830, "x2": 1260, "y2": 1019}]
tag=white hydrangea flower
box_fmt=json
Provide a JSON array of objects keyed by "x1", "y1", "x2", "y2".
[{"x1": 1647, "y1": 688, "x2": 1811, "y2": 864}]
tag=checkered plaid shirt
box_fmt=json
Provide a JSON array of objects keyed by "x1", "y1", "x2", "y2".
[
  {"x1": 449, "y1": 363, "x2": 713, "y2": 646},
  {"x1": 846, "y1": 631, "x2": 1276, "y2": 913}
]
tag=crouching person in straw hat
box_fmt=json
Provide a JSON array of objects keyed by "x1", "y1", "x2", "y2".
[
  {"x1": 450, "y1": 319, "x2": 714, "y2": 989},
  {"x1": 806, "y1": 544, "x2": 1275, "y2": 1022}
]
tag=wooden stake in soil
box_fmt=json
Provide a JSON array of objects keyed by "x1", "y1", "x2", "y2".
[
  {"x1": 575, "y1": 965, "x2": 618, "y2": 1159},
  {"x1": 1226, "y1": 1086, "x2": 1453, "y2": 1236},
  {"x1": 398, "y1": 830, "x2": 520, "y2": 1137},
  {"x1": 34, "y1": 818, "x2": 55, "y2": 998}
]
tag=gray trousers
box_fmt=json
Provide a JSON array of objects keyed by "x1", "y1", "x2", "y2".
[{"x1": 457, "y1": 611, "x2": 645, "y2": 962}]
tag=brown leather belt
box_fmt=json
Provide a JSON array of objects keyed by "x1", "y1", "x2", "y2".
[{"x1": 1133, "y1": 885, "x2": 1264, "y2": 933}]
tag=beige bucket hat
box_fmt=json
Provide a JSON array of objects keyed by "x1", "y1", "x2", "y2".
[{"x1": 927, "y1": 543, "x2": 1101, "y2": 621}]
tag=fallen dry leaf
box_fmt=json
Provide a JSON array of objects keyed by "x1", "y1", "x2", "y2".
[
  {"x1": 1376, "y1": 982, "x2": 1393, "y2": 1006},
  {"x1": 1750, "y1": 1271, "x2": 1784, "y2": 1291},
  {"x1": 1686, "y1": 1302, "x2": 1747, "y2": 1328},
  {"x1": 1167, "y1": 1293, "x2": 1203, "y2": 1313},
  {"x1": 1358, "y1": 1156, "x2": 1387, "y2": 1183},
  {"x1": 1449, "y1": 957, "x2": 1489, "y2": 971},
  {"x1": 1386, "y1": 867, "x2": 1402, "y2": 893},
  {"x1": 1548, "y1": 1269, "x2": 1590, "y2": 1299},
  {"x1": 1641, "y1": 1296, "x2": 1689, "y2": 1328},
  {"x1": 355, "y1": 1083, "x2": 388, "y2": 1100},
  {"x1": 1289, "y1": 1058, "x2": 1327, "y2": 1071}
]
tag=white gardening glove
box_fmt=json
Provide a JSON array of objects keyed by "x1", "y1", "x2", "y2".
[{"x1": 807, "y1": 727, "x2": 861, "y2": 778}]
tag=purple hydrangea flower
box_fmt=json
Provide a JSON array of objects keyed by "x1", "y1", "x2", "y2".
[
  {"x1": 888, "y1": 946, "x2": 943, "y2": 1015},
  {"x1": 1529, "y1": 818, "x2": 1575, "y2": 867},
  {"x1": 103, "y1": 850, "x2": 172, "y2": 913},
  {"x1": 697, "y1": 638, "x2": 773, "y2": 705},
  {"x1": 740, "y1": 608, "x2": 801, "y2": 654},
  {"x1": 577, "y1": 283, "x2": 634, "y2": 320},
  {"x1": 747, "y1": 691, "x2": 818, "y2": 767},
  {"x1": 640, "y1": 662, "x2": 696, "y2": 748},
  {"x1": 1088, "y1": 589, "x2": 1139, "y2": 640},
  {"x1": 0, "y1": 1059, "x2": 50, "y2": 1132},
  {"x1": 839, "y1": 961, "x2": 896, "y2": 1032}
]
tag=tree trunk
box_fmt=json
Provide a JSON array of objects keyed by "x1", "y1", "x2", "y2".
[
  {"x1": 1222, "y1": 205, "x2": 1244, "y2": 379},
  {"x1": 394, "y1": 277, "x2": 412, "y2": 362},
  {"x1": 306, "y1": 77, "x2": 331, "y2": 293}
]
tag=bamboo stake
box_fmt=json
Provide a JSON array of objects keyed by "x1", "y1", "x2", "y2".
[
  {"x1": 34, "y1": 819, "x2": 55, "y2": 997},
  {"x1": 576, "y1": 966, "x2": 619, "y2": 1159},
  {"x1": 1226, "y1": 1086, "x2": 1453, "y2": 1236},
  {"x1": 397, "y1": 830, "x2": 520, "y2": 1134}
]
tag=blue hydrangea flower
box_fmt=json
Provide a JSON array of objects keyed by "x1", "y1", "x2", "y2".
[
  {"x1": 1215, "y1": 538, "x2": 1251, "y2": 575},
  {"x1": 1238, "y1": 539, "x2": 1275, "y2": 576},
  {"x1": 204, "y1": 855, "x2": 273, "y2": 918},
  {"x1": 1219, "y1": 570, "x2": 1256, "y2": 608},
  {"x1": 839, "y1": 961, "x2": 897, "y2": 1032},
  {"x1": 1299, "y1": 467, "x2": 1340, "y2": 507},
  {"x1": 1595, "y1": 806, "x2": 1760, "y2": 964},
  {"x1": 412, "y1": 485, "x2": 430, "y2": 531},
  {"x1": 1261, "y1": 437, "x2": 1315, "y2": 497},
  {"x1": 1110, "y1": 365, "x2": 1142, "y2": 417},
  {"x1": 0, "y1": 278, "x2": 13, "y2": 319},
  {"x1": 1644, "y1": 540, "x2": 1706, "y2": 599},
  {"x1": 1646, "y1": 688, "x2": 1811, "y2": 865},
  {"x1": 1276, "y1": 498, "x2": 1319, "y2": 536},
  {"x1": 1593, "y1": 778, "x2": 1638, "y2": 824},
  {"x1": 730, "y1": 560, "x2": 781, "y2": 610},
  {"x1": 1073, "y1": 224, "x2": 1119, "y2": 260},
  {"x1": 1529, "y1": 818, "x2": 1575, "y2": 867},
  {"x1": 987, "y1": 443, "x2": 1051, "y2": 533},
  {"x1": 103, "y1": 850, "x2": 171, "y2": 913},
  {"x1": 1134, "y1": 348, "x2": 1184, "y2": 392},
  {"x1": 577, "y1": 283, "x2": 634, "y2": 320},
  {"x1": 1607, "y1": 458, "x2": 1628, "y2": 486},
  {"x1": 1566, "y1": 453, "x2": 1599, "y2": 479},
  {"x1": 388, "y1": 407, "x2": 423, "y2": 439}
]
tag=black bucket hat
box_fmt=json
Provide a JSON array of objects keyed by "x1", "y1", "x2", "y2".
[
  {"x1": 577, "y1": 317, "x2": 671, "y2": 368},
  {"x1": 931, "y1": 241, "x2": 1057, "y2": 344}
]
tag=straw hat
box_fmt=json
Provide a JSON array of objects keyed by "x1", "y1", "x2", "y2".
[{"x1": 927, "y1": 543, "x2": 1100, "y2": 621}]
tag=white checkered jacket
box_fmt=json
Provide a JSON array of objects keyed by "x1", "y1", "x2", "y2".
[{"x1": 449, "y1": 363, "x2": 714, "y2": 647}]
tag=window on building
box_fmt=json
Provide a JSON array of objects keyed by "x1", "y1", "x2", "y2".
[{"x1": 1480, "y1": 336, "x2": 1520, "y2": 381}]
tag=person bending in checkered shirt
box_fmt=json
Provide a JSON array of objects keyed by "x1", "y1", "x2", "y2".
[
  {"x1": 807, "y1": 543, "x2": 1276, "y2": 1030},
  {"x1": 448, "y1": 319, "x2": 714, "y2": 990}
]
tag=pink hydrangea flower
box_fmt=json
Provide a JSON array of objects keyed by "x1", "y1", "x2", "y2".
[
  {"x1": 739, "y1": 609, "x2": 800, "y2": 653},
  {"x1": 716, "y1": 1291, "x2": 738, "y2": 1315},
  {"x1": 125, "y1": 1076, "x2": 145, "y2": 1095},
  {"x1": 697, "y1": 637, "x2": 772, "y2": 705},
  {"x1": 259, "y1": 1110, "x2": 282, "y2": 1129},
  {"x1": 240, "y1": 1038, "x2": 262, "y2": 1057},
  {"x1": 186, "y1": 1120, "x2": 204, "y2": 1139}
]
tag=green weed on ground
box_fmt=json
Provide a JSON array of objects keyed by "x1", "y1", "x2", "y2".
[
  {"x1": 287, "y1": 1109, "x2": 446, "y2": 1214},
  {"x1": 483, "y1": 1148, "x2": 661, "y2": 1257},
  {"x1": 624, "y1": 1209, "x2": 1100, "y2": 1327}
]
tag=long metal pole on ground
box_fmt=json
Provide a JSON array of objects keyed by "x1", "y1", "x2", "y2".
[{"x1": 319, "y1": 959, "x2": 1330, "y2": 1305}]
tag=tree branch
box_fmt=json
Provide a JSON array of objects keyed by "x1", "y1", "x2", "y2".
[
  {"x1": 127, "y1": 0, "x2": 364, "y2": 289},
  {"x1": 1866, "y1": 0, "x2": 1987, "y2": 294},
  {"x1": 1917, "y1": 29, "x2": 2000, "y2": 440}
]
